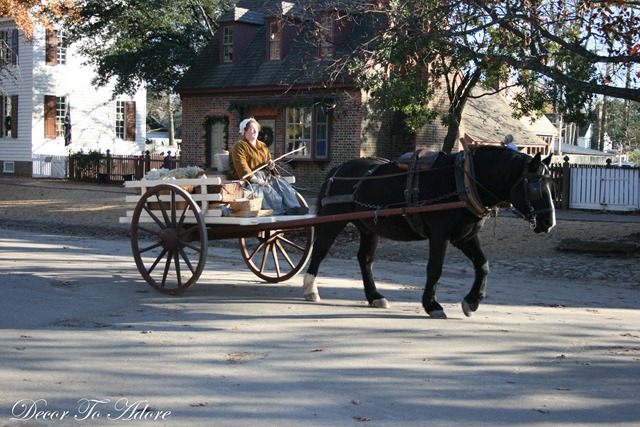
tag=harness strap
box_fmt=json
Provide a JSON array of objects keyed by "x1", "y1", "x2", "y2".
[
  {"x1": 404, "y1": 150, "x2": 420, "y2": 205},
  {"x1": 321, "y1": 159, "x2": 389, "y2": 206},
  {"x1": 455, "y1": 151, "x2": 490, "y2": 217},
  {"x1": 401, "y1": 149, "x2": 442, "y2": 238}
]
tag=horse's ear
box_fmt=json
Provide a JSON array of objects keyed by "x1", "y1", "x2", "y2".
[
  {"x1": 542, "y1": 152, "x2": 553, "y2": 166},
  {"x1": 529, "y1": 152, "x2": 542, "y2": 171}
]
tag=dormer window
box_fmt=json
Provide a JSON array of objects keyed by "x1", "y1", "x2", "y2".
[
  {"x1": 269, "y1": 21, "x2": 281, "y2": 60},
  {"x1": 222, "y1": 26, "x2": 233, "y2": 63},
  {"x1": 318, "y1": 15, "x2": 333, "y2": 58}
]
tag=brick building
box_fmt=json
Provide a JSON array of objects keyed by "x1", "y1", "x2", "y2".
[
  {"x1": 176, "y1": 0, "x2": 548, "y2": 190},
  {"x1": 176, "y1": 0, "x2": 419, "y2": 189}
]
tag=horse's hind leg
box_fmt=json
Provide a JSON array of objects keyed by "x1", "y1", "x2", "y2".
[
  {"x1": 354, "y1": 225, "x2": 388, "y2": 308},
  {"x1": 303, "y1": 221, "x2": 348, "y2": 301},
  {"x1": 454, "y1": 235, "x2": 489, "y2": 317}
]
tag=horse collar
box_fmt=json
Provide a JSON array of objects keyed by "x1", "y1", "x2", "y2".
[{"x1": 454, "y1": 151, "x2": 491, "y2": 218}]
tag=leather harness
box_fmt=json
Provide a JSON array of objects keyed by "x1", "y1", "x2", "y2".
[{"x1": 320, "y1": 150, "x2": 490, "y2": 235}]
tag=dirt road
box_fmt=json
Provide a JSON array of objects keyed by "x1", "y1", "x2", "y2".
[{"x1": 1, "y1": 177, "x2": 639, "y2": 425}]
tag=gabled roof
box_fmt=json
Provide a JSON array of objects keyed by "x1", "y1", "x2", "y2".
[
  {"x1": 223, "y1": 7, "x2": 265, "y2": 25},
  {"x1": 519, "y1": 113, "x2": 558, "y2": 137},
  {"x1": 176, "y1": 0, "x2": 376, "y2": 94},
  {"x1": 463, "y1": 89, "x2": 547, "y2": 146}
]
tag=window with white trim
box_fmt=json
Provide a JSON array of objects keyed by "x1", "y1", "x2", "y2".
[
  {"x1": 43, "y1": 95, "x2": 67, "y2": 139},
  {"x1": 56, "y1": 29, "x2": 67, "y2": 65},
  {"x1": 115, "y1": 100, "x2": 136, "y2": 141},
  {"x1": 55, "y1": 96, "x2": 67, "y2": 137},
  {"x1": 285, "y1": 105, "x2": 330, "y2": 160},
  {"x1": 115, "y1": 101, "x2": 125, "y2": 139}
]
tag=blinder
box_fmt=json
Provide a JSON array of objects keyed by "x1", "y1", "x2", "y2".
[
  {"x1": 512, "y1": 164, "x2": 554, "y2": 228},
  {"x1": 525, "y1": 174, "x2": 546, "y2": 201}
]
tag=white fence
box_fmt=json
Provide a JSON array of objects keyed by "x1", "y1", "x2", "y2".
[
  {"x1": 32, "y1": 154, "x2": 67, "y2": 179},
  {"x1": 570, "y1": 166, "x2": 640, "y2": 211}
]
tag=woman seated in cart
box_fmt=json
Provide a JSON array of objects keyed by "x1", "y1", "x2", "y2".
[{"x1": 228, "y1": 118, "x2": 309, "y2": 215}]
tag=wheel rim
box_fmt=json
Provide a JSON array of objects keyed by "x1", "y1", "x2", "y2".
[
  {"x1": 239, "y1": 226, "x2": 313, "y2": 283},
  {"x1": 130, "y1": 184, "x2": 208, "y2": 294}
]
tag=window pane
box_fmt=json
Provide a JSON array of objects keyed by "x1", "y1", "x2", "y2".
[
  {"x1": 55, "y1": 97, "x2": 67, "y2": 137},
  {"x1": 315, "y1": 107, "x2": 328, "y2": 158},
  {"x1": 223, "y1": 27, "x2": 233, "y2": 62},
  {"x1": 269, "y1": 21, "x2": 280, "y2": 60},
  {"x1": 115, "y1": 101, "x2": 125, "y2": 139},
  {"x1": 0, "y1": 30, "x2": 8, "y2": 66},
  {"x1": 57, "y1": 30, "x2": 66, "y2": 65},
  {"x1": 286, "y1": 107, "x2": 311, "y2": 158},
  {"x1": 319, "y1": 15, "x2": 333, "y2": 58},
  {"x1": 2, "y1": 96, "x2": 10, "y2": 137}
]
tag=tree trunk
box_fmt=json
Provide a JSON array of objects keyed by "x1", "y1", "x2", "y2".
[
  {"x1": 167, "y1": 93, "x2": 175, "y2": 147},
  {"x1": 441, "y1": 70, "x2": 481, "y2": 154}
]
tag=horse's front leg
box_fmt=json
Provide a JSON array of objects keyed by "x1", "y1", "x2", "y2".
[
  {"x1": 356, "y1": 228, "x2": 389, "y2": 308},
  {"x1": 303, "y1": 221, "x2": 347, "y2": 302},
  {"x1": 454, "y1": 235, "x2": 489, "y2": 317},
  {"x1": 422, "y1": 238, "x2": 450, "y2": 319}
]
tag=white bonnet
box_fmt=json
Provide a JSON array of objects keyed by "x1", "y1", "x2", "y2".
[{"x1": 239, "y1": 118, "x2": 252, "y2": 135}]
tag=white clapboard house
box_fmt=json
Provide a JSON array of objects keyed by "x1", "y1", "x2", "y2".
[{"x1": 0, "y1": 20, "x2": 146, "y2": 178}]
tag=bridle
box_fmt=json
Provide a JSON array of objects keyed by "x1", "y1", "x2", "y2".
[{"x1": 509, "y1": 161, "x2": 554, "y2": 229}]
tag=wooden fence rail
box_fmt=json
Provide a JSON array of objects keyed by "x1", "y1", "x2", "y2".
[{"x1": 68, "y1": 150, "x2": 180, "y2": 183}]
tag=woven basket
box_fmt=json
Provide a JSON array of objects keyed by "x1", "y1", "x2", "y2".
[
  {"x1": 207, "y1": 181, "x2": 245, "y2": 207},
  {"x1": 229, "y1": 197, "x2": 263, "y2": 217}
]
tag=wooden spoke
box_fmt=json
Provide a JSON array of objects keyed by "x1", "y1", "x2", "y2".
[{"x1": 130, "y1": 184, "x2": 208, "y2": 294}]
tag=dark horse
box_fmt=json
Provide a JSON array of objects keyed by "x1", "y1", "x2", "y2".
[{"x1": 303, "y1": 146, "x2": 556, "y2": 318}]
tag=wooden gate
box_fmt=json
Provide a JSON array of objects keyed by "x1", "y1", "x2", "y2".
[{"x1": 570, "y1": 166, "x2": 640, "y2": 211}]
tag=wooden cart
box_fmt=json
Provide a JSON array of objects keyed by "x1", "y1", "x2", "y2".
[
  {"x1": 121, "y1": 176, "x2": 467, "y2": 294},
  {"x1": 120, "y1": 176, "x2": 318, "y2": 294}
]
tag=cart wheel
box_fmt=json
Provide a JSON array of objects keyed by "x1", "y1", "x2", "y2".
[
  {"x1": 130, "y1": 184, "x2": 208, "y2": 294},
  {"x1": 239, "y1": 194, "x2": 313, "y2": 283}
]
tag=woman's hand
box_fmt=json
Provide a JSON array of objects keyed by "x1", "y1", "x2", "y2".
[
  {"x1": 266, "y1": 160, "x2": 275, "y2": 171},
  {"x1": 251, "y1": 176, "x2": 267, "y2": 186}
]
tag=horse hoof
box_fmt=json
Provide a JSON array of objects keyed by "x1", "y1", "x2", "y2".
[
  {"x1": 461, "y1": 300, "x2": 474, "y2": 317},
  {"x1": 304, "y1": 292, "x2": 320, "y2": 302},
  {"x1": 428, "y1": 310, "x2": 447, "y2": 319},
  {"x1": 370, "y1": 298, "x2": 390, "y2": 308}
]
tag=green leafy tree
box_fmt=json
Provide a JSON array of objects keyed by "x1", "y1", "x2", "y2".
[
  {"x1": 323, "y1": 0, "x2": 640, "y2": 153},
  {"x1": 595, "y1": 98, "x2": 640, "y2": 151}
]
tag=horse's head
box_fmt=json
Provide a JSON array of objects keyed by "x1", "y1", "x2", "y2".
[{"x1": 509, "y1": 152, "x2": 556, "y2": 233}]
